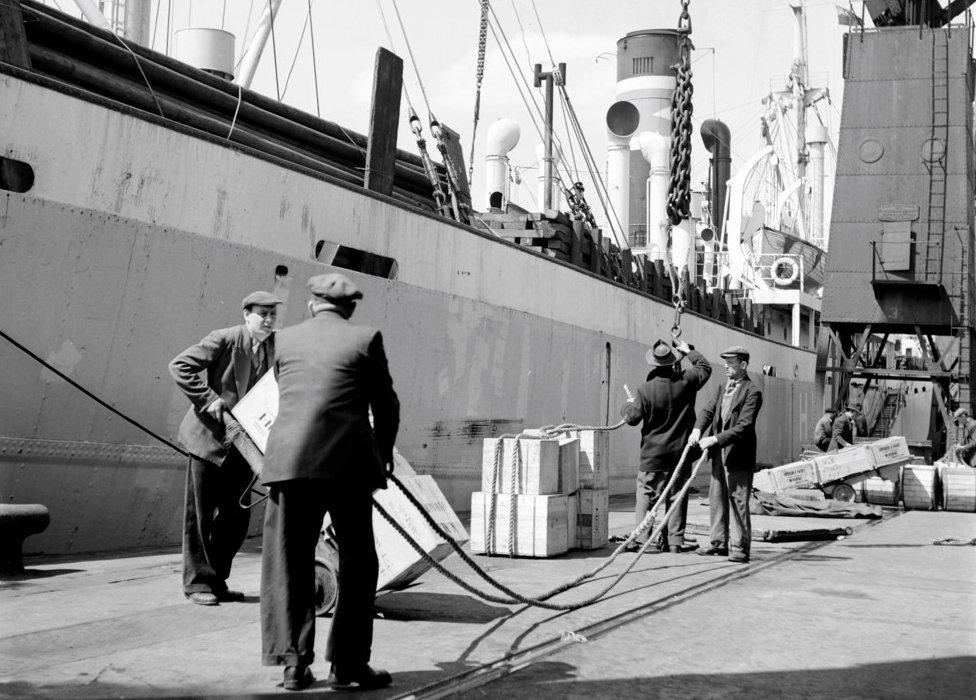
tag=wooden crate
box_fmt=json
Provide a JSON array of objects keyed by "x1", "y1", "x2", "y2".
[
  {"x1": 753, "y1": 469, "x2": 776, "y2": 493},
  {"x1": 481, "y1": 437, "x2": 578, "y2": 495},
  {"x1": 371, "y1": 475, "x2": 469, "y2": 589},
  {"x1": 813, "y1": 446, "x2": 874, "y2": 484},
  {"x1": 770, "y1": 460, "x2": 818, "y2": 491},
  {"x1": 469, "y1": 492, "x2": 569, "y2": 557},
  {"x1": 575, "y1": 487, "x2": 609, "y2": 550},
  {"x1": 865, "y1": 436, "x2": 912, "y2": 468},
  {"x1": 568, "y1": 430, "x2": 609, "y2": 489}
]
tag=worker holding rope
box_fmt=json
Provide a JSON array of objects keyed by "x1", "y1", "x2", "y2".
[
  {"x1": 620, "y1": 338, "x2": 711, "y2": 553},
  {"x1": 690, "y1": 346, "x2": 763, "y2": 564}
]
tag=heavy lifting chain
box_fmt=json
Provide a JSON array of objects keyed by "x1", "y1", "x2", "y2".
[
  {"x1": 467, "y1": 0, "x2": 490, "y2": 185},
  {"x1": 669, "y1": 267, "x2": 689, "y2": 339},
  {"x1": 666, "y1": 0, "x2": 694, "y2": 227},
  {"x1": 377, "y1": 442, "x2": 712, "y2": 610}
]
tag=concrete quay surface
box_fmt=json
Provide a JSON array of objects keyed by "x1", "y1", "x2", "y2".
[{"x1": 0, "y1": 500, "x2": 974, "y2": 699}]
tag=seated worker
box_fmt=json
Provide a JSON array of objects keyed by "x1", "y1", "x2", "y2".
[
  {"x1": 812, "y1": 408, "x2": 835, "y2": 452},
  {"x1": 951, "y1": 408, "x2": 976, "y2": 467}
]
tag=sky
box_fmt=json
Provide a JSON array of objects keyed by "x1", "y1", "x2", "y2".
[{"x1": 43, "y1": 0, "x2": 858, "y2": 230}]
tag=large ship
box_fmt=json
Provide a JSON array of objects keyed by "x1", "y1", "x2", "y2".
[{"x1": 0, "y1": 0, "x2": 821, "y2": 555}]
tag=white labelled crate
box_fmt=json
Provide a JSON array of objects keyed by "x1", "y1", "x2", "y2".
[
  {"x1": 813, "y1": 446, "x2": 874, "y2": 484},
  {"x1": 469, "y1": 492, "x2": 569, "y2": 557},
  {"x1": 481, "y1": 437, "x2": 578, "y2": 495},
  {"x1": 569, "y1": 430, "x2": 610, "y2": 489},
  {"x1": 753, "y1": 469, "x2": 776, "y2": 493},
  {"x1": 866, "y1": 436, "x2": 911, "y2": 468},
  {"x1": 770, "y1": 460, "x2": 818, "y2": 491}
]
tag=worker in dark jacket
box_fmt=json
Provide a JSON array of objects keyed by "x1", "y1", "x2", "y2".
[
  {"x1": 620, "y1": 339, "x2": 711, "y2": 552},
  {"x1": 690, "y1": 346, "x2": 763, "y2": 563},
  {"x1": 951, "y1": 408, "x2": 976, "y2": 466},
  {"x1": 260, "y1": 273, "x2": 399, "y2": 692},
  {"x1": 829, "y1": 406, "x2": 857, "y2": 450},
  {"x1": 812, "y1": 408, "x2": 835, "y2": 451},
  {"x1": 169, "y1": 290, "x2": 282, "y2": 606},
  {"x1": 851, "y1": 403, "x2": 868, "y2": 436}
]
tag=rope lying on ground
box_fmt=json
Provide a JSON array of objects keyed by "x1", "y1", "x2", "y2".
[{"x1": 378, "y1": 442, "x2": 711, "y2": 611}]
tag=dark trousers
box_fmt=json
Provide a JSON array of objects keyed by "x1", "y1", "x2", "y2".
[
  {"x1": 635, "y1": 463, "x2": 689, "y2": 547},
  {"x1": 261, "y1": 480, "x2": 377, "y2": 669},
  {"x1": 183, "y1": 450, "x2": 253, "y2": 594},
  {"x1": 707, "y1": 457, "x2": 753, "y2": 557}
]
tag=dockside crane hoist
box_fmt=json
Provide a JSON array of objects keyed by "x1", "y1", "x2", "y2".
[{"x1": 820, "y1": 0, "x2": 976, "y2": 460}]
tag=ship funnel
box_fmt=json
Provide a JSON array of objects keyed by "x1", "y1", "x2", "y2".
[
  {"x1": 700, "y1": 119, "x2": 731, "y2": 242},
  {"x1": 484, "y1": 119, "x2": 520, "y2": 211},
  {"x1": 175, "y1": 28, "x2": 236, "y2": 81},
  {"x1": 638, "y1": 132, "x2": 669, "y2": 261}
]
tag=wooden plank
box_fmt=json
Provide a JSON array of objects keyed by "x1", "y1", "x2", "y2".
[
  {"x1": 364, "y1": 47, "x2": 403, "y2": 196},
  {"x1": 590, "y1": 228, "x2": 602, "y2": 275},
  {"x1": 570, "y1": 220, "x2": 584, "y2": 267}
]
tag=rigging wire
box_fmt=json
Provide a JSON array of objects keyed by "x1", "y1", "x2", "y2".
[
  {"x1": 150, "y1": 0, "x2": 162, "y2": 50},
  {"x1": 236, "y1": 0, "x2": 257, "y2": 70},
  {"x1": 267, "y1": 0, "x2": 282, "y2": 101},
  {"x1": 165, "y1": 0, "x2": 172, "y2": 55},
  {"x1": 389, "y1": 0, "x2": 434, "y2": 116},
  {"x1": 529, "y1": 0, "x2": 556, "y2": 68},
  {"x1": 281, "y1": 3, "x2": 312, "y2": 98},
  {"x1": 373, "y1": 0, "x2": 419, "y2": 116},
  {"x1": 307, "y1": 0, "x2": 322, "y2": 117},
  {"x1": 222, "y1": 0, "x2": 228, "y2": 30},
  {"x1": 510, "y1": 0, "x2": 535, "y2": 68}
]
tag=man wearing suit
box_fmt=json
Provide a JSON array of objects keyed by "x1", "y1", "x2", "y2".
[
  {"x1": 260, "y1": 273, "x2": 399, "y2": 692},
  {"x1": 689, "y1": 345, "x2": 763, "y2": 563},
  {"x1": 620, "y1": 338, "x2": 711, "y2": 553},
  {"x1": 169, "y1": 290, "x2": 282, "y2": 606},
  {"x1": 812, "y1": 408, "x2": 835, "y2": 451},
  {"x1": 951, "y1": 408, "x2": 976, "y2": 466}
]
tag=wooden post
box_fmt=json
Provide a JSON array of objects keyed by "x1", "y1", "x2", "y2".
[
  {"x1": 590, "y1": 228, "x2": 602, "y2": 275},
  {"x1": 364, "y1": 48, "x2": 403, "y2": 196},
  {"x1": 439, "y1": 122, "x2": 472, "y2": 222},
  {"x1": 0, "y1": 0, "x2": 30, "y2": 69},
  {"x1": 621, "y1": 248, "x2": 633, "y2": 286},
  {"x1": 571, "y1": 221, "x2": 584, "y2": 267}
]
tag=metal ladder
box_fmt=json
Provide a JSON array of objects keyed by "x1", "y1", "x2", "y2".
[
  {"x1": 923, "y1": 28, "x2": 950, "y2": 281},
  {"x1": 870, "y1": 391, "x2": 902, "y2": 437}
]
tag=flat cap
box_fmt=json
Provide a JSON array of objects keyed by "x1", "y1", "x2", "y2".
[
  {"x1": 719, "y1": 345, "x2": 749, "y2": 361},
  {"x1": 953, "y1": 407, "x2": 969, "y2": 420},
  {"x1": 241, "y1": 290, "x2": 283, "y2": 309},
  {"x1": 846, "y1": 405, "x2": 861, "y2": 413},
  {"x1": 308, "y1": 272, "x2": 363, "y2": 304},
  {"x1": 645, "y1": 340, "x2": 678, "y2": 367}
]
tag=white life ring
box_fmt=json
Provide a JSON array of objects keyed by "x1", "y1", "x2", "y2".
[{"x1": 771, "y1": 257, "x2": 799, "y2": 286}]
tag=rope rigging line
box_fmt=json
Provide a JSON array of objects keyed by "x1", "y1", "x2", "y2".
[
  {"x1": 235, "y1": 0, "x2": 257, "y2": 70},
  {"x1": 389, "y1": 0, "x2": 434, "y2": 117},
  {"x1": 267, "y1": 0, "x2": 282, "y2": 101},
  {"x1": 509, "y1": 0, "x2": 534, "y2": 68},
  {"x1": 307, "y1": 0, "x2": 322, "y2": 117},
  {"x1": 528, "y1": 0, "x2": 556, "y2": 68},
  {"x1": 281, "y1": 2, "x2": 313, "y2": 98},
  {"x1": 0, "y1": 324, "x2": 708, "y2": 610},
  {"x1": 468, "y1": 0, "x2": 490, "y2": 185}
]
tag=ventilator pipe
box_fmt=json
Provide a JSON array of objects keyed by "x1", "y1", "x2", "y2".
[
  {"x1": 806, "y1": 124, "x2": 828, "y2": 248},
  {"x1": 699, "y1": 222, "x2": 718, "y2": 289},
  {"x1": 606, "y1": 135, "x2": 631, "y2": 245},
  {"x1": 671, "y1": 218, "x2": 696, "y2": 281},
  {"x1": 484, "y1": 119, "x2": 520, "y2": 210},
  {"x1": 236, "y1": 0, "x2": 284, "y2": 88},
  {"x1": 534, "y1": 142, "x2": 562, "y2": 212},
  {"x1": 72, "y1": 0, "x2": 112, "y2": 31},
  {"x1": 638, "y1": 131, "x2": 669, "y2": 261},
  {"x1": 700, "y1": 119, "x2": 731, "y2": 241}
]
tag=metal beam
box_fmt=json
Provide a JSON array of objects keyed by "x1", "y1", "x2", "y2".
[{"x1": 822, "y1": 366, "x2": 954, "y2": 380}]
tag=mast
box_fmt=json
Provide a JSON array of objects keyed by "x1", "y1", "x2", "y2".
[
  {"x1": 533, "y1": 62, "x2": 565, "y2": 211},
  {"x1": 237, "y1": 0, "x2": 286, "y2": 89}
]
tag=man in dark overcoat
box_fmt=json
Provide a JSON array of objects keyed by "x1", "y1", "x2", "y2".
[
  {"x1": 951, "y1": 407, "x2": 976, "y2": 466},
  {"x1": 260, "y1": 273, "x2": 399, "y2": 692},
  {"x1": 169, "y1": 290, "x2": 282, "y2": 605},
  {"x1": 690, "y1": 345, "x2": 763, "y2": 563},
  {"x1": 620, "y1": 338, "x2": 711, "y2": 552},
  {"x1": 812, "y1": 408, "x2": 835, "y2": 451}
]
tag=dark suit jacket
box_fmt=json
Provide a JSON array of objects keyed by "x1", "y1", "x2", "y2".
[
  {"x1": 829, "y1": 413, "x2": 854, "y2": 451},
  {"x1": 169, "y1": 325, "x2": 274, "y2": 465},
  {"x1": 813, "y1": 414, "x2": 833, "y2": 450},
  {"x1": 620, "y1": 350, "x2": 712, "y2": 471},
  {"x1": 695, "y1": 376, "x2": 763, "y2": 472},
  {"x1": 261, "y1": 310, "x2": 399, "y2": 489}
]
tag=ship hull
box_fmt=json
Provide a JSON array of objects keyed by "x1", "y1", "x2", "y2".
[{"x1": 0, "y1": 72, "x2": 817, "y2": 555}]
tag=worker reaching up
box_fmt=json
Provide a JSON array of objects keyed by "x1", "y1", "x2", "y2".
[{"x1": 620, "y1": 338, "x2": 712, "y2": 553}]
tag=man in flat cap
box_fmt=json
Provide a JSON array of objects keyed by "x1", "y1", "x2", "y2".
[
  {"x1": 828, "y1": 405, "x2": 857, "y2": 451},
  {"x1": 620, "y1": 338, "x2": 711, "y2": 553},
  {"x1": 689, "y1": 345, "x2": 763, "y2": 563},
  {"x1": 169, "y1": 290, "x2": 282, "y2": 605},
  {"x1": 951, "y1": 408, "x2": 976, "y2": 466},
  {"x1": 260, "y1": 272, "x2": 399, "y2": 691},
  {"x1": 812, "y1": 408, "x2": 835, "y2": 452}
]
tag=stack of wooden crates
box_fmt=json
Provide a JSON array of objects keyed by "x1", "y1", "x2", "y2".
[{"x1": 470, "y1": 430, "x2": 610, "y2": 557}]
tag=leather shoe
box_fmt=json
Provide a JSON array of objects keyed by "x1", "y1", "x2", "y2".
[
  {"x1": 186, "y1": 592, "x2": 219, "y2": 606},
  {"x1": 728, "y1": 552, "x2": 750, "y2": 563},
  {"x1": 216, "y1": 589, "x2": 246, "y2": 602},
  {"x1": 671, "y1": 542, "x2": 700, "y2": 553},
  {"x1": 697, "y1": 545, "x2": 729, "y2": 556},
  {"x1": 283, "y1": 665, "x2": 315, "y2": 691},
  {"x1": 329, "y1": 664, "x2": 392, "y2": 691},
  {"x1": 623, "y1": 541, "x2": 644, "y2": 553}
]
